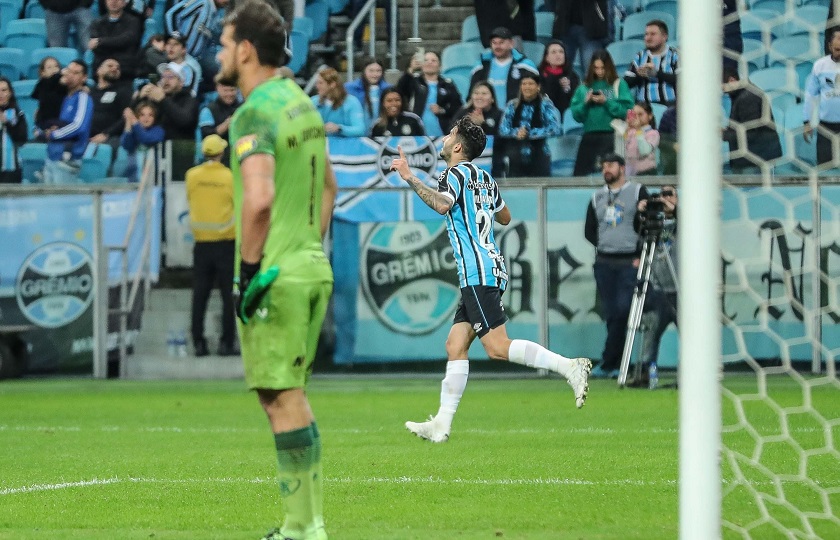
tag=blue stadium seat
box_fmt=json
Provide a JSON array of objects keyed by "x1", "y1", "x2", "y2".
[
  {"x1": 16, "y1": 96, "x2": 37, "y2": 133},
  {"x1": 740, "y1": 10, "x2": 779, "y2": 42},
  {"x1": 739, "y1": 38, "x2": 767, "y2": 72},
  {"x1": 11, "y1": 78, "x2": 36, "y2": 98},
  {"x1": 294, "y1": 16, "x2": 315, "y2": 41},
  {"x1": 792, "y1": 5, "x2": 829, "y2": 31},
  {"x1": 80, "y1": 143, "x2": 113, "y2": 182},
  {"x1": 795, "y1": 61, "x2": 813, "y2": 89},
  {"x1": 461, "y1": 15, "x2": 480, "y2": 43},
  {"x1": 650, "y1": 103, "x2": 668, "y2": 129},
  {"x1": 29, "y1": 47, "x2": 77, "y2": 79},
  {"x1": 562, "y1": 109, "x2": 583, "y2": 135},
  {"x1": 446, "y1": 73, "x2": 470, "y2": 100},
  {"x1": 621, "y1": 11, "x2": 676, "y2": 41},
  {"x1": 441, "y1": 42, "x2": 485, "y2": 79},
  {"x1": 2, "y1": 18, "x2": 47, "y2": 50},
  {"x1": 801, "y1": 0, "x2": 829, "y2": 7},
  {"x1": 749, "y1": 0, "x2": 786, "y2": 12},
  {"x1": 768, "y1": 35, "x2": 819, "y2": 68},
  {"x1": 643, "y1": 0, "x2": 677, "y2": 22},
  {"x1": 749, "y1": 66, "x2": 794, "y2": 94},
  {"x1": 547, "y1": 135, "x2": 581, "y2": 176},
  {"x1": 287, "y1": 29, "x2": 309, "y2": 75},
  {"x1": 606, "y1": 40, "x2": 644, "y2": 69},
  {"x1": 616, "y1": 0, "x2": 640, "y2": 13},
  {"x1": 111, "y1": 146, "x2": 130, "y2": 177},
  {"x1": 304, "y1": 0, "x2": 329, "y2": 41},
  {"x1": 19, "y1": 142, "x2": 46, "y2": 182},
  {"x1": 0, "y1": 48, "x2": 25, "y2": 80},
  {"x1": 24, "y1": 0, "x2": 43, "y2": 18},
  {"x1": 142, "y1": 17, "x2": 159, "y2": 44},
  {"x1": 521, "y1": 41, "x2": 545, "y2": 64},
  {"x1": 0, "y1": 0, "x2": 22, "y2": 26},
  {"x1": 535, "y1": 12, "x2": 554, "y2": 44}
]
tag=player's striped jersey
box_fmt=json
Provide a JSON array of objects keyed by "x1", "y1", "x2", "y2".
[{"x1": 437, "y1": 161, "x2": 508, "y2": 289}]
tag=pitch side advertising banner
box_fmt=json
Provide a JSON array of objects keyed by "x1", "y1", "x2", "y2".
[
  {"x1": 329, "y1": 138, "x2": 840, "y2": 366},
  {"x1": 0, "y1": 190, "x2": 162, "y2": 372}
]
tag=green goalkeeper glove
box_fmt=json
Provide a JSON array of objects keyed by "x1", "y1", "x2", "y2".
[{"x1": 235, "y1": 259, "x2": 279, "y2": 324}]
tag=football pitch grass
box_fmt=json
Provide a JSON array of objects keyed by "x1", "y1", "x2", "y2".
[{"x1": 0, "y1": 375, "x2": 836, "y2": 539}]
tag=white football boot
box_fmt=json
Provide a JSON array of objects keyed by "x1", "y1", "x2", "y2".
[
  {"x1": 566, "y1": 358, "x2": 592, "y2": 409},
  {"x1": 405, "y1": 415, "x2": 450, "y2": 443}
]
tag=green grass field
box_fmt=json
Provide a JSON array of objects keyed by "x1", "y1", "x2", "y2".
[{"x1": 0, "y1": 375, "x2": 836, "y2": 539}]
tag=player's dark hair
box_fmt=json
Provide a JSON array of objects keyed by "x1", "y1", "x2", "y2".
[
  {"x1": 454, "y1": 116, "x2": 486, "y2": 160},
  {"x1": 224, "y1": 0, "x2": 289, "y2": 68}
]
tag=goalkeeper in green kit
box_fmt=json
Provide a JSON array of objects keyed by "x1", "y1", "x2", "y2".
[{"x1": 216, "y1": 1, "x2": 336, "y2": 538}]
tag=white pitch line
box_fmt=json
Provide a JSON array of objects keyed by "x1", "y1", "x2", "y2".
[{"x1": 0, "y1": 475, "x2": 678, "y2": 496}]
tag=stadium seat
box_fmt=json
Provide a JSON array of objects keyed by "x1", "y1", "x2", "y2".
[
  {"x1": 142, "y1": 17, "x2": 159, "y2": 45},
  {"x1": 304, "y1": 0, "x2": 329, "y2": 41},
  {"x1": 650, "y1": 103, "x2": 668, "y2": 129},
  {"x1": 616, "y1": 0, "x2": 640, "y2": 12},
  {"x1": 0, "y1": 48, "x2": 25, "y2": 80},
  {"x1": 749, "y1": 0, "x2": 786, "y2": 12},
  {"x1": 643, "y1": 0, "x2": 677, "y2": 22},
  {"x1": 79, "y1": 143, "x2": 113, "y2": 182},
  {"x1": 441, "y1": 42, "x2": 484, "y2": 79},
  {"x1": 19, "y1": 142, "x2": 46, "y2": 183},
  {"x1": 446, "y1": 73, "x2": 470, "y2": 100},
  {"x1": 562, "y1": 109, "x2": 583, "y2": 135},
  {"x1": 787, "y1": 5, "x2": 828, "y2": 36},
  {"x1": 547, "y1": 135, "x2": 581, "y2": 176},
  {"x1": 801, "y1": 0, "x2": 829, "y2": 7},
  {"x1": 740, "y1": 10, "x2": 779, "y2": 42},
  {"x1": 0, "y1": 0, "x2": 22, "y2": 26},
  {"x1": 768, "y1": 35, "x2": 819, "y2": 67},
  {"x1": 16, "y1": 96, "x2": 37, "y2": 133},
  {"x1": 521, "y1": 41, "x2": 545, "y2": 64},
  {"x1": 29, "y1": 47, "x2": 77, "y2": 79},
  {"x1": 287, "y1": 29, "x2": 309, "y2": 75},
  {"x1": 461, "y1": 15, "x2": 480, "y2": 43},
  {"x1": 607, "y1": 40, "x2": 644, "y2": 69},
  {"x1": 739, "y1": 38, "x2": 767, "y2": 71},
  {"x1": 11, "y1": 78, "x2": 36, "y2": 98},
  {"x1": 621, "y1": 11, "x2": 676, "y2": 41},
  {"x1": 325, "y1": 0, "x2": 348, "y2": 14},
  {"x1": 24, "y1": 0, "x2": 43, "y2": 18},
  {"x1": 535, "y1": 12, "x2": 554, "y2": 44},
  {"x1": 795, "y1": 61, "x2": 813, "y2": 89},
  {"x1": 749, "y1": 66, "x2": 795, "y2": 94},
  {"x1": 1, "y1": 18, "x2": 47, "y2": 51},
  {"x1": 294, "y1": 16, "x2": 315, "y2": 41},
  {"x1": 111, "y1": 146, "x2": 130, "y2": 177}
]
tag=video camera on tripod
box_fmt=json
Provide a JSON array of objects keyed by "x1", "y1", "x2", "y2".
[{"x1": 639, "y1": 192, "x2": 669, "y2": 238}]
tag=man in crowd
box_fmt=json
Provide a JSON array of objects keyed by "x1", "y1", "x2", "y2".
[
  {"x1": 38, "y1": 61, "x2": 94, "y2": 184},
  {"x1": 804, "y1": 28, "x2": 840, "y2": 166},
  {"x1": 185, "y1": 134, "x2": 237, "y2": 357},
  {"x1": 198, "y1": 82, "x2": 241, "y2": 165},
  {"x1": 136, "y1": 62, "x2": 198, "y2": 140},
  {"x1": 42, "y1": 0, "x2": 93, "y2": 56},
  {"x1": 165, "y1": 32, "x2": 203, "y2": 97},
  {"x1": 88, "y1": 0, "x2": 143, "y2": 79},
  {"x1": 552, "y1": 0, "x2": 611, "y2": 76},
  {"x1": 469, "y1": 26, "x2": 538, "y2": 105},
  {"x1": 722, "y1": 68, "x2": 782, "y2": 174},
  {"x1": 89, "y1": 58, "x2": 133, "y2": 149},
  {"x1": 624, "y1": 19, "x2": 679, "y2": 106},
  {"x1": 165, "y1": 0, "x2": 230, "y2": 90},
  {"x1": 584, "y1": 153, "x2": 649, "y2": 378},
  {"x1": 396, "y1": 51, "x2": 463, "y2": 138}
]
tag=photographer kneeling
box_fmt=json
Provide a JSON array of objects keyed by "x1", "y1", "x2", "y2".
[{"x1": 633, "y1": 186, "x2": 679, "y2": 385}]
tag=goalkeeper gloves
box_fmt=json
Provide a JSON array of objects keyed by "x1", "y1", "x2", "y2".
[{"x1": 234, "y1": 258, "x2": 280, "y2": 324}]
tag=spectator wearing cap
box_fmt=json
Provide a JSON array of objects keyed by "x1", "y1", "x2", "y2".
[
  {"x1": 469, "y1": 26, "x2": 539, "y2": 105},
  {"x1": 136, "y1": 62, "x2": 199, "y2": 140},
  {"x1": 584, "y1": 152, "x2": 650, "y2": 379},
  {"x1": 199, "y1": 82, "x2": 241, "y2": 165},
  {"x1": 88, "y1": 0, "x2": 143, "y2": 80},
  {"x1": 498, "y1": 71, "x2": 561, "y2": 177},
  {"x1": 41, "y1": 0, "x2": 93, "y2": 57},
  {"x1": 185, "y1": 134, "x2": 237, "y2": 357},
  {"x1": 396, "y1": 51, "x2": 463, "y2": 138},
  {"x1": 624, "y1": 19, "x2": 679, "y2": 106},
  {"x1": 89, "y1": 58, "x2": 133, "y2": 152},
  {"x1": 552, "y1": 0, "x2": 612, "y2": 75},
  {"x1": 165, "y1": 0, "x2": 230, "y2": 92},
  {"x1": 165, "y1": 32, "x2": 203, "y2": 97},
  {"x1": 120, "y1": 100, "x2": 165, "y2": 182},
  {"x1": 37, "y1": 61, "x2": 94, "y2": 185}
]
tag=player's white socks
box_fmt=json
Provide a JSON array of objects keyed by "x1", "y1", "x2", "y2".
[
  {"x1": 508, "y1": 339, "x2": 573, "y2": 377},
  {"x1": 435, "y1": 359, "x2": 469, "y2": 431}
]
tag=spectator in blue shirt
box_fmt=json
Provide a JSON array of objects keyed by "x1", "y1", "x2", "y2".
[
  {"x1": 498, "y1": 71, "x2": 562, "y2": 177},
  {"x1": 312, "y1": 68, "x2": 366, "y2": 137},
  {"x1": 121, "y1": 101, "x2": 165, "y2": 182},
  {"x1": 0, "y1": 77, "x2": 28, "y2": 184},
  {"x1": 624, "y1": 19, "x2": 679, "y2": 106},
  {"x1": 469, "y1": 26, "x2": 538, "y2": 105},
  {"x1": 165, "y1": 0, "x2": 229, "y2": 92},
  {"x1": 38, "y1": 61, "x2": 94, "y2": 184},
  {"x1": 345, "y1": 58, "x2": 389, "y2": 132}
]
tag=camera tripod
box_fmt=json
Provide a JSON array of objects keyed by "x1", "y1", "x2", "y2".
[{"x1": 617, "y1": 223, "x2": 679, "y2": 388}]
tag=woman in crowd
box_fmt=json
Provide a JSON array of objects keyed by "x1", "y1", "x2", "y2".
[
  {"x1": 0, "y1": 77, "x2": 28, "y2": 184},
  {"x1": 369, "y1": 88, "x2": 425, "y2": 137},
  {"x1": 396, "y1": 51, "x2": 462, "y2": 138},
  {"x1": 623, "y1": 101, "x2": 659, "y2": 176},
  {"x1": 120, "y1": 101, "x2": 165, "y2": 182},
  {"x1": 31, "y1": 56, "x2": 63, "y2": 133},
  {"x1": 345, "y1": 58, "x2": 389, "y2": 133},
  {"x1": 312, "y1": 68, "x2": 366, "y2": 137},
  {"x1": 498, "y1": 71, "x2": 562, "y2": 178},
  {"x1": 451, "y1": 80, "x2": 504, "y2": 176},
  {"x1": 569, "y1": 50, "x2": 634, "y2": 176},
  {"x1": 539, "y1": 40, "x2": 580, "y2": 117}
]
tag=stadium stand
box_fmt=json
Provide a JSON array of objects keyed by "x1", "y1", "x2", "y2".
[{"x1": 0, "y1": 48, "x2": 25, "y2": 80}]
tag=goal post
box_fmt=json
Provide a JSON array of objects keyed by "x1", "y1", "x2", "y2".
[{"x1": 678, "y1": 0, "x2": 723, "y2": 538}]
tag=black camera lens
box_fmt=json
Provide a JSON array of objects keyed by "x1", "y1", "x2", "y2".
[{"x1": 661, "y1": 190, "x2": 675, "y2": 197}]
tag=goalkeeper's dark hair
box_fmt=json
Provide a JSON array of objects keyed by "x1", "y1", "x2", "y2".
[
  {"x1": 454, "y1": 116, "x2": 486, "y2": 161},
  {"x1": 223, "y1": 0, "x2": 288, "y2": 68}
]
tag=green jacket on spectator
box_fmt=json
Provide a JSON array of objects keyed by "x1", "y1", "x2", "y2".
[{"x1": 570, "y1": 78, "x2": 634, "y2": 133}]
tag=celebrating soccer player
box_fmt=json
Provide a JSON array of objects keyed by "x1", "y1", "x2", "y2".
[
  {"x1": 391, "y1": 117, "x2": 592, "y2": 443},
  {"x1": 216, "y1": 1, "x2": 336, "y2": 538}
]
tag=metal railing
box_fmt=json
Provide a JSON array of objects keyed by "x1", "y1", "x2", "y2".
[{"x1": 345, "y1": 0, "x2": 399, "y2": 81}]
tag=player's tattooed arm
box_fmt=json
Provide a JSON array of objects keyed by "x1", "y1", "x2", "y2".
[
  {"x1": 404, "y1": 174, "x2": 454, "y2": 215},
  {"x1": 390, "y1": 145, "x2": 453, "y2": 215}
]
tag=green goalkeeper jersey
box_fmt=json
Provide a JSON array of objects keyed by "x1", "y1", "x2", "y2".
[{"x1": 230, "y1": 76, "x2": 332, "y2": 283}]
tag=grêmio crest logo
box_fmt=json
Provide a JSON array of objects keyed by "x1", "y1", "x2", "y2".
[
  {"x1": 15, "y1": 242, "x2": 94, "y2": 328},
  {"x1": 361, "y1": 222, "x2": 460, "y2": 335},
  {"x1": 376, "y1": 136, "x2": 439, "y2": 186}
]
